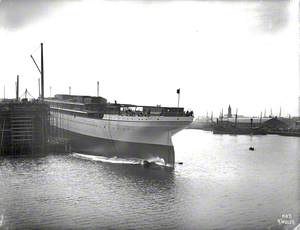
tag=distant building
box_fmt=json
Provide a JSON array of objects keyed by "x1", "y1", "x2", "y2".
[
  {"x1": 261, "y1": 117, "x2": 289, "y2": 130},
  {"x1": 218, "y1": 117, "x2": 269, "y2": 128}
]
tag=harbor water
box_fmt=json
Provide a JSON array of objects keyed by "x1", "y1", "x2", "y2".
[{"x1": 0, "y1": 130, "x2": 299, "y2": 229}]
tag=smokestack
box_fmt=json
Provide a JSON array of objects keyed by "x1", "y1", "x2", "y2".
[
  {"x1": 69, "y1": 86, "x2": 71, "y2": 95},
  {"x1": 16, "y1": 75, "x2": 19, "y2": 101},
  {"x1": 97, "y1": 81, "x2": 99, "y2": 97}
]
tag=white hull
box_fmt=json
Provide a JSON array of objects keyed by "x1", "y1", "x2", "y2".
[
  {"x1": 51, "y1": 112, "x2": 193, "y2": 146},
  {"x1": 46, "y1": 94, "x2": 193, "y2": 166}
]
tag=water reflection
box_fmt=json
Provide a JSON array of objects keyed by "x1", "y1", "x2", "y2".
[
  {"x1": 0, "y1": 130, "x2": 299, "y2": 230},
  {"x1": 0, "y1": 154, "x2": 178, "y2": 228}
]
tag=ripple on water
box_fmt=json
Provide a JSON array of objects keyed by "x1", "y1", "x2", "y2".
[{"x1": 0, "y1": 130, "x2": 299, "y2": 229}]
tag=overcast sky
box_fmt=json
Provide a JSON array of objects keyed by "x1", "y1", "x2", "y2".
[{"x1": 0, "y1": 0, "x2": 298, "y2": 117}]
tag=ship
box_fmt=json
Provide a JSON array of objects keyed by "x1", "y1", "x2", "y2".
[
  {"x1": 45, "y1": 94, "x2": 193, "y2": 166},
  {"x1": 212, "y1": 124, "x2": 267, "y2": 135}
]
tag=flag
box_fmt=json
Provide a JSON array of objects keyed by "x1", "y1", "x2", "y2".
[{"x1": 176, "y1": 88, "x2": 180, "y2": 94}]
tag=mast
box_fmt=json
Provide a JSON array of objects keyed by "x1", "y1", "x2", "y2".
[
  {"x1": 221, "y1": 108, "x2": 223, "y2": 122},
  {"x1": 270, "y1": 108, "x2": 273, "y2": 117},
  {"x1": 41, "y1": 43, "x2": 44, "y2": 100},
  {"x1": 38, "y1": 78, "x2": 41, "y2": 98},
  {"x1": 16, "y1": 75, "x2": 19, "y2": 101},
  {"x1": 235, "y1": 108, "x2": 238, "y2": 127},
  {"x1": 176, "y1": 88, "x2": 180, "y2": 108},
  {"x1": 279, "y1": 107, "x2": 282, "y2": 117},
  {"x1": 260, "y1": 111, "x2": 262, "y2": 125}
]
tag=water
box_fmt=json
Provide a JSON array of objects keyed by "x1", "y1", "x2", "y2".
[{"x1": 0, "y1": 130, "x2": 299, "y2": 229}]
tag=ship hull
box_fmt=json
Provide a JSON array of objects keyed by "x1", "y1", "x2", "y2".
[
  {"x1": 50, "y1": 112, "x2": 192, "y2": 166},
  {"x1": 61, "y1": 129, "x2": 175, "y2": 166}
]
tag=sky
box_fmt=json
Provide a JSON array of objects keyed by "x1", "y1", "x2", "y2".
[{"x1": 0, "y1": 0, "x2": 299, "y2": 117}]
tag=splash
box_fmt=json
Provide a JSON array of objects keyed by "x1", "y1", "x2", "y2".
[
  {"x1": 145, "y1": 156, "x2": 167, "y2": 167},
  {"x1": 72, "y1": 153, "x2": 142, "y2": 165},
  {"x1": 72, "y1": 153, "x2": 166, "y2": 167}
]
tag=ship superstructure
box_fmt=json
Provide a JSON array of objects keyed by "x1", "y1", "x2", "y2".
[{"x1": 45, "y1": 94, "x2": 193, "y2": 166}]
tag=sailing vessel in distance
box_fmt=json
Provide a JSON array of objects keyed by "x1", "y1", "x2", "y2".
[{"x1": 45, "y1": 94, "x2": 193, "y2": 166}]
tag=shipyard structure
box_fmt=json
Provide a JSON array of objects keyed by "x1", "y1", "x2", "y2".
[
  {"x1": 190, "y1": 104, "x2": 300, "y2": 136},
  {"x1": 0, "y1": 99, "x2": 49, "y2": 155}
]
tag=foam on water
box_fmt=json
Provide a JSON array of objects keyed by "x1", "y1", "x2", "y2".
[
  {"x1": 72, "y1": 153, "x2": 166, "y2": 167},
  {"x1": 72, "y1": 153, "x2": 142, "y2": 165}
]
